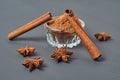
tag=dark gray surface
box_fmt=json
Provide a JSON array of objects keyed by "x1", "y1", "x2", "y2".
[{"x1": 0, "y1": 0, "x2": 120, "y2": 80}]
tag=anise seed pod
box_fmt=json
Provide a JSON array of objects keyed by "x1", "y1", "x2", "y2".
[
  {"x1": 17, "y1": 46, "x2": 35, "y2": 57},
  {"x1": 94, "y1": 32, "x2": 111, "y2": 41},
  {"x1": 22, "y1": 56, "x2": 44, "y2": 72},
  {"x1": 51, "y1": 46, "x2": 73, "y2": 62}
]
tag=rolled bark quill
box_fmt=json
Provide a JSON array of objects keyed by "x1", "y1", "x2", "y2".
[
  {"x1": 65, "y1": 9, "x2": 102, "y2": 60},
  {"x1": 65, "y1": 9, "x2": 88, "y2": 36},
  {"x1": 73, "y1": 16, "x2": 88, "y2": 36},
  {"x1": 8, "y1": 12, "x2": 52, "y2": 40},
  {"x1": 68, "y1": 17, "x2": 101, "y2": 60}
]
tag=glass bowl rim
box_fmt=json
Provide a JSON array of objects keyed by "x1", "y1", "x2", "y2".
[{"x1": 44, "y1": 17, "x2": 85, "y2": 31}]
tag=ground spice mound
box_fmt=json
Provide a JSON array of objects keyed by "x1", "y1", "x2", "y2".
[
  {"x1": 47, "y1": 13, "x2": 75, "y2": 33},
  {"x1": 46, "y1": 13, "x2": 78, "y2": 44}
]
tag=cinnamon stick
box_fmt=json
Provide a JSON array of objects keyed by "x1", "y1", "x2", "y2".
[
  {"x1": 65, "y1": 9, "x2": 102, "y2": 60},
  {"x1": 73, "y1": 16, "x2": 91, "y2": 39},
  {"x1": 8, "y1": 12, "x2": 52, "y2": 40},
  {"x1": 73, "y1": 16, "x2": 87, "y2": 35},
  {"x1": 64, "y1": 9, "x2": 87, "y2": 35},
  {"x1": 68, "y1": 16, "x2": 101, "y2": 60}
]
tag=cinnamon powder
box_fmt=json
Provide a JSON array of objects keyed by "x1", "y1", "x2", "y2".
[
  {"x1": 46, "y1": 13, "x2": 77, "y2": 44},
  {"x1": 47, "y1": 13, "x2": 75, "y2": 33}
]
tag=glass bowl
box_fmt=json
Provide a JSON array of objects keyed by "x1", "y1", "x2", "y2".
[{"x1": 44, "y1": 18, "x2": 85, "y2": 48}]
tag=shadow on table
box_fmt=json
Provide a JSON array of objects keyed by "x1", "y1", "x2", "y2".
[
  {"x1": 12, "y1": 36, "x2": 46, "y2": 42},
  {"x1": 37, "y1": 64, "x2": 48, "y2": 71},
  {"x1": 94, "y1": 55, "x2": 105, "y2": 62}
]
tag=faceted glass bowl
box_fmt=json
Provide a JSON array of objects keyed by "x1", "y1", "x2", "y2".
[{"x1": 44, "y1": 18, "x2": 85, "y2": 48}]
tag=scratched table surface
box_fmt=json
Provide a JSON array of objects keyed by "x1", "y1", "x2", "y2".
[{"x1": 0, "y1": 0, "x2": 120, "y2": 80}]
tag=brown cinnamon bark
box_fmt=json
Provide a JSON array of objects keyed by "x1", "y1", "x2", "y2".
[
  {"x1": 68, "y1": 16, "x2": 101, "y2": 60},
  {"x1": 73, "y1": 16, "x2": 87, "y2": 35},
  {"x1": 8, "y1": 12, "x2": 52, "y2": 40},
  {"x1": 64, "y1": 9, "x2": 102, "y2": 60}
]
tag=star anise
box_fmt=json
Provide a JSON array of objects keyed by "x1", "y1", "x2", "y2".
[
  {"x1": 51, "y1": 46, "x2": 73, "y2": 62},
  {"x1": 17, "y1": 46, "x2": 35, "y2": 57},
  {"x1": 22, "y1": 56, "x2": 44, "y2": 71},
  {"x1": 94, "y1": 32, "x2": 111, "y2": 41}
]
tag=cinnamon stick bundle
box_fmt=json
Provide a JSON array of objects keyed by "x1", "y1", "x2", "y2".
[
  {"x1": 8, "y1": 12, "x2": 52, "y2": 40},
  {"x1": 65, "y1": 9, "x2": 102, "y2": 60}
]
